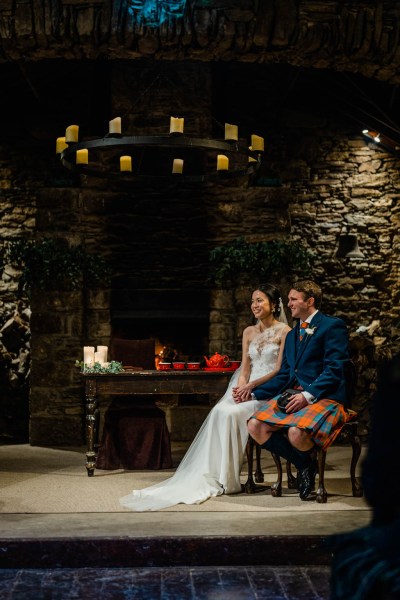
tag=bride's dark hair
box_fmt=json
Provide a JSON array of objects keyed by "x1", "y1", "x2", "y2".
[{"x1": 255, "y1": 283, "x2": 282, "y2": 316}]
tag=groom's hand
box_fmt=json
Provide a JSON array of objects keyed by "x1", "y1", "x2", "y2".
[{"x1": 285, "y1": 393, "x2": 308, "y2": 413}]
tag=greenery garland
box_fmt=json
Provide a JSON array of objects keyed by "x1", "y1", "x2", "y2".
[
  {"x1": 209, "y1": 237, "x2": 313, "y2": 287},
  {"x1": 75, "y1": 360, "x2": 124, "y2": 374},
  {"x1": 1, "y1": 238, "x2": 111, "y2": 295}
]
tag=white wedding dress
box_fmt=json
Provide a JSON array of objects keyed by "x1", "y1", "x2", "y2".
[{"x1": 119, "y1": 322, "x2": 287, "y2": 511}]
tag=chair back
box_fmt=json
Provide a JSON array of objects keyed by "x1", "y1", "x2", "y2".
[
  {"x1": 344, "y1": 359, "x2": 357, "y2": 409},
  {"x1": 110, "y1": 338, "x2": 155, "y2": 369}
]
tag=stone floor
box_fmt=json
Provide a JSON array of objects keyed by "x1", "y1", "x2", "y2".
[{"x1": 0, "y1": 566, "x2": 331, "y2": 599}]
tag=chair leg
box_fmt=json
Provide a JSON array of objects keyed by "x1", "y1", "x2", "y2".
[
  {"x1": 315, "y1": 448, "x2": 328, "y2": 503},
  {"x1": 242, "y1": 436, "x2": 258, "y2": 493},
  {"x1": 286, "y1": 462, "x2": 297, "y2": 489},
  {"x1": 255, "y1": 444, "x2": 264, "y2": 483},
  {"x1": 270, "y1": 452, "x2": 283, "y2": 497},
  {"x1": 350, "y1": 431, "x2": 363, "y2": 497}
]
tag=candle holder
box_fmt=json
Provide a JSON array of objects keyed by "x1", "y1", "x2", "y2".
[{"x1": 58, "y1": 122, "x2": 263, "y2": 184}]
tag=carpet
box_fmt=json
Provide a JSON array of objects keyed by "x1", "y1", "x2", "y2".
[{"x1": 0, "y1": 444, "x2": 369, "y2": 514}]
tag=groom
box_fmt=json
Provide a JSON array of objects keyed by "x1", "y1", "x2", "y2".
[{"x1": 247, "y1": 280, "x2": 350, "y2": 500}]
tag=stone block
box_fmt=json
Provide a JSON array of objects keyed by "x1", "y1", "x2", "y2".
[
  {"x1": 29, "y1": 387, "x2": 62, "y2": 412},
  {"x1": 30, "y1": 361, "x2": 74, "y2": 386},
  {"x1": 30, "y1": 313, "x2": 63, "y2": 334},
  {"x1": 52, "y1": 291, "x2": 84, "y2": 311},
  {"x1": 29, "y1": 415, "x2": 85, "y2": 446},
  {"x1": 85, "y1": 288, "x2": 111, "y2": 309}
]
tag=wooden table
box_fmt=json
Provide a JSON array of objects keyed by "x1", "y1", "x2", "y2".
[{"x1": 83, "y1": 369, "x2": 234, "y2": 476}]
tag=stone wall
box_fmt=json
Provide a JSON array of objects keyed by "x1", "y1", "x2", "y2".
[
  {"x1": 0, "y1": 141, "x2": 36, "y2": 442},
  {"x1": 3, "y1": 1, "x2": 400, "y2": 85},
  {"x1": 290, "y1": 129, "x2": 400, "y2": 431},
  {"x1": 28, "y1": 190, "x2": 112, "y2": 446}
]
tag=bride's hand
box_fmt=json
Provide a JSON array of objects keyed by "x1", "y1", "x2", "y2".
[
  {"x1": 235, "y1": 383, "x2": 253, "y2": 396},
  {"x1": 233, "y1": 383, "x2": 253, "y2": 394},
  {"x1": 234, "y1": 396, "x2": 248, "y2": 403},
  {"x1": 233, "y1": 387, "x2": 245, "y2": 403},
  {"x1": 234, "y1": 388, "x2": 252, "y2": 403},
  {"x1": 232, "y1": 387, "x2": 241, "y2": 402}
]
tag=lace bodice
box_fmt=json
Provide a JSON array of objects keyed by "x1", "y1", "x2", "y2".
[{"x1": 248, "y1": 323, "x2": 287, "y2": 381}]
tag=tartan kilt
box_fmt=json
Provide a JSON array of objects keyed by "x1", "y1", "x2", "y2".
[{"x1": 251, "y1": 398, "x2": 350, "y2": 450}]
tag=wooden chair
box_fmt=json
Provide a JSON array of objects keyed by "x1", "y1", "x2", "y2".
[
  {"x1": 243, "y1": 360, "x2": 364, "y2": 502},
  {"x1": 109, "y1": 337, "x2": 156, "y2": 371},
  {"x1": 95, "y1": 338, "x2": 173, "y2": 470}
]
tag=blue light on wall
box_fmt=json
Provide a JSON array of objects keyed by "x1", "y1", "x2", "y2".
[{"x1": 128, "y1": 0, "x2": 187, "y2": 26}]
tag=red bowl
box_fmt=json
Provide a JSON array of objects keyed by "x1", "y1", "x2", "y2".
[
  {"x1": 173, "y1": 362, "x2": 185, "y2": 370},
  {"x1": 230, "y1": 361, "x2": 241, "y2": 370},
  {"x1": 159, "y1": 362, "x2": 171, "y2": 371},
  {"x1": 187, "y1": 362, "x2": 200, "y2": 370}
]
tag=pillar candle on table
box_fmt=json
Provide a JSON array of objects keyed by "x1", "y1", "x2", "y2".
[
  {"x1": 83, "y1": 346, "x2": 95, "y2": 365},
  {"x1": 97, "y1": 346, "x2": 108, "y2": 364}
]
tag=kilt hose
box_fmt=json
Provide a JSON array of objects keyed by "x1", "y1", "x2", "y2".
[{"x1": 250, "y1": 398, "x2": 350, "y2": 450}]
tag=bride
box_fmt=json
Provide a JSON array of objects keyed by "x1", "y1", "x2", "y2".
[{"x1": 120, "y1": 283, "x2": 291, "y2": 511}]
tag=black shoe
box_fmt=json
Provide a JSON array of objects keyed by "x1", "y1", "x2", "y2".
[{"x1": 298, "y1": 460, "x2": 317, "y2": 500}]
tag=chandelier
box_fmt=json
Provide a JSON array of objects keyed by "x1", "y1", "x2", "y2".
[{"x1": 55, "y1": 116, "x2": 264, "y2": 184}]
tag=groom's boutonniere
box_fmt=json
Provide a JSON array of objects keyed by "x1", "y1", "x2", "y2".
[{"x1": 305, "y1": 325, "x2": 317, "y2": 336}]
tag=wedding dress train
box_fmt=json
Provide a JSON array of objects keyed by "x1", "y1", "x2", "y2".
[{"x1": 119, "y1": 323, "x2": 287, "y2": 511}]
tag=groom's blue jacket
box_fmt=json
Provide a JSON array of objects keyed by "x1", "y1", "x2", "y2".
[{"x1": 253, "y1": 311, "x2": 350, "y2": 405}]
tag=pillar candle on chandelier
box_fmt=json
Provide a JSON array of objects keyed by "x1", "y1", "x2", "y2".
[
  {"x1": 170, "y1": 117, "x2": 184, "y2": 134},
  {"x1": 56, "y1": 137, "x2": 68, "y2": 154},
  {"x1": 109, "y1": 117, "x2": 122, "y2": 135},
  {"x1": 120, "y1": 155, "x2": 132, "y2": 172},
  {"x1": 251, "y1": 134, "x2": 264, "y2": 152},
  {"x1": 224, "y1": 123, "x2": 238, "y2": 141},
  {"x1": 248, "y1": 146, "x2": 257, "y2": 163},
  {"x1": 172, "y1": 158, "x2": 184, "y2": 174},
  {"x1": 76, "y1": 149, "x2": 88, "y2": 165},
  {"x1": 65, "y1": 125, "x2": 79, "y2": 143},
  {"x1": 217, "y1": 154, "x2": 229, "y2": 171}
]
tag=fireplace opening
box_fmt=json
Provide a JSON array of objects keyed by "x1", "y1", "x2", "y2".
[{"x1": 111, "y1": 288, "x2": 210, "y2": 365}]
